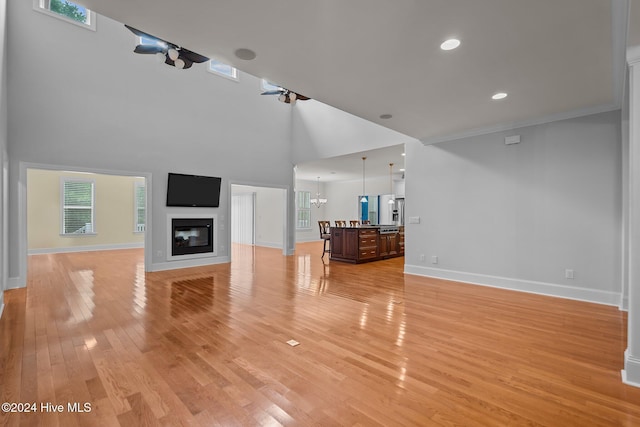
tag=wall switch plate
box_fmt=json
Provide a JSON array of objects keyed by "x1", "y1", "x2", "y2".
[
  {"x1": 409, "y1": 216, "x2": 421, "y2": 224},
  {"x1": 432, "y1": 256, "x2": 438, "y2": 264},
  {"x1": 565, "y1": 269, "x2": 574, "y2": 279}
]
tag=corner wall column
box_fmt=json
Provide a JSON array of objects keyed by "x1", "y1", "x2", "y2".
[{"x1": 624, "y1": 46, "x2": 640, "y2": 387}]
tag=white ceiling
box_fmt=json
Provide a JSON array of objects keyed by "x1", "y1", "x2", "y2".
[
  {"x1": 295, "y1": 144, "x2": 406, "y2": 182},
  {"x1": 77, "y1": 0, "x2": 630, "y2": 179}
]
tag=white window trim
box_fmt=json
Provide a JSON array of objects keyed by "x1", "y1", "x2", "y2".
[
  {"x1": 33, "y1": 0, "x2": 97, "y2": 31},
  {"x1": 134, "y1": 181, "x2": 146, "y2": 233},
  {"x1": 207, "y1": 60, "x2": 239, "y2": 82},
  {"x1": 60, "y1": 177, "x2": 96, "y2": 236},
  {"x1": 296, "y1": 190, "x2": 312, "y2": 230}
]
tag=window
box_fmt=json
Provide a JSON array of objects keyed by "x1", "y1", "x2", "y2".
[
  {"x1": 208, "y1": 59, "x2": 239, "y2": 81},
  {"x1": 296, "y1": 191, "x2": 311, "y2": 229},
  {"x1": 261, "y1": 79, "x2": 282, "y2": 92},
  {"x1": 61, "y1": 178, "x2": 95, "y2": 235},
  {"x1": 139, "y1": 35, "x2": 167, "y2": 48},
  {"x1": 134, "y1": 182, "x2": 146, "y2": 233},
  {"x1": 34, "y1": 0, "x2": 96, "y2": 30}
]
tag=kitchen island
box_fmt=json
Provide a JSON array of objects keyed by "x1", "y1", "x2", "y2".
[{"x1": 330, "y1": 225, "x2": 404, "y2": 263}]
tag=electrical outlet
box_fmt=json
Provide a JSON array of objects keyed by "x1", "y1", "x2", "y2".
[
  {"x1": 419, "y1": 254, "x2": 426, "y2": 262},
  {"x1": 156, "y1": 250, "x2": 163, "y2": 257},
  {"x1": 432, "y1": 256, "x2": 438, "y2": 264},
  {"x1": 565, "y1": 269, "x2": 574, "y2": 279}
]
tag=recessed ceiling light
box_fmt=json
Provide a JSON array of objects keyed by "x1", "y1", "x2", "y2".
[
  {"x1": 401, "y1": 152, "x2": 406, "y2": 156},
  {"x1": 234, "y1": 48, "x2": 256, "y2": 60},
  {"x1": 492, "y1": 92, "x2": 508, "y2": 100},
  {"x1": 440, "y1": 39, "x2": 461, "y2": 51},
  {"x1": 400, "y1": 168, "x2": 405, "y2": 172},
  {"x1": 379, "y1": 114, "x2": 393, "y2": 119}
]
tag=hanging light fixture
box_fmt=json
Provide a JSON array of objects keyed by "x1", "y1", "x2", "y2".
[
  {"x1": 360, "y1": 157, "x2": 368, "y2": 203},
  {"x1": 388, "y1": 163, "x2": 395, "y2": 204},
  {"x1": 310, "y1": 177, "x2": 327, "y2": 208}
]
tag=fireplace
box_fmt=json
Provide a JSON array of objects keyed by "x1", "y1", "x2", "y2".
[
  {"x1": 166, "y1": 214, "x2": 218, "y2": 261},
  {"x1": 171, "y1": 218, "x2": 214, "y2": 256}
]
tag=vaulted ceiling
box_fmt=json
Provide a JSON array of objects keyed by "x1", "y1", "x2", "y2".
[
  {"x1": 78, "y1": 0, "x2": 628, "y2": 144},
  {"x1": 75, "y1": 0, "x2": 633, "y2": 181}
]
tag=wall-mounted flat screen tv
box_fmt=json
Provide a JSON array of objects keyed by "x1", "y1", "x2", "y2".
[{"x1": 166, "y1": 173, "x2": 222, "y2": 207}]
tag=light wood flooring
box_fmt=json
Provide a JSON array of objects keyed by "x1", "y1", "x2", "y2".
[{"x1": 1, "y1": 243, "x2": 640, "y2": 426}]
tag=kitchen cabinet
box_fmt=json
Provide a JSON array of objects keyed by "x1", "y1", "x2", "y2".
[{"x1": 330, "y1": 226, "x2": 403, "y2": 264}]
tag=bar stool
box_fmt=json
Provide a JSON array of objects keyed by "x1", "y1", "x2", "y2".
[
  {"x1": 334, "y1": 220, "x2": 347, "y2": 227},
  {"x1": 349, "y1": 220, "x2": 360, "y2": 227},
  {"x1": 318, "y1": 221, "x2": 331, "y2": 258}
]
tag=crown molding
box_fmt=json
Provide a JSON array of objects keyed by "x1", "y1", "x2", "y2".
[{"x1": 420, "y1": 104, "x2": 619, "y2": 146}]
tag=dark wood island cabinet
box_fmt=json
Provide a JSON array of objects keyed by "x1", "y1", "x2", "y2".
[{"x1": 330, "y1": 226, "x2": 404, "y2": 263}]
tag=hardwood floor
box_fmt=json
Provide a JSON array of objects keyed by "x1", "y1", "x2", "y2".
[{"x1": 1, "y1": 243, "x2": 639, "y2": 426}]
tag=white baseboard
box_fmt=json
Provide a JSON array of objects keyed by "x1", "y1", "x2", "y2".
[
  {"x1": 622, "y1": 349, "x2": 640, "y2": 388},
  {"x1": 404, "y1": 264, "x2": 621, "y2": 306},
  {"x1": 28, "y1": 242, "x2": 144, "y2": 255},
  {"x1": 150, "y1": 256, "x2": 230, "y2": 272},
  {"x1": 255, "y1": 241, "x2": 283, "y2": 249},
  {"x1": 6, "y1": 277, "x2": 23, "y2": 290},
  {"x1": 0, "y1": 293, "x2": 4, "y2": 319}
]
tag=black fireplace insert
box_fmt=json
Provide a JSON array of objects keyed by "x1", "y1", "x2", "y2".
[{"x1": 172, "y1": 218, "x2": 214, "y2": 256}]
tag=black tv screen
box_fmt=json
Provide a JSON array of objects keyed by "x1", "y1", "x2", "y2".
[{"x1": 166, "y1": 173, "x2": 222, "y2": 207}]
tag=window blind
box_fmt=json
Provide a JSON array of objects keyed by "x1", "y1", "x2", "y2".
[{"x1": 63, "y1": 180, "x2": 93, "y2": 234}]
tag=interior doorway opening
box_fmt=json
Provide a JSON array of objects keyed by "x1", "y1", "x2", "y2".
[
  {"x1": 20, "y1": 163, "x2": 151, "y2": 284},
  {"x1": 230, "y1": 184, "x2": 286, "y2": 256}
]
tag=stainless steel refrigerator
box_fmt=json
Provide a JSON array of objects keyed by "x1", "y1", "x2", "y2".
[{"x1": 378, "y1": 195, "x2": 405, "y2": 225}]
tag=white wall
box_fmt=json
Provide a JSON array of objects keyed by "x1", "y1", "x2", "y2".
[
  {"x1": 255, "y1": 187, "x2": 285, "y2": 248},
  {"x1": 0, "y1": 0, "x2": 7, "y2": 313},
  {"x1": 232, "y1": 185, "x2": 285, "y2": 248},
  {"x1": 322, "y1": 176, "x2": 391, "y2": 225},
  {"x1": 292, "y1": 100, "x2": 418, "y2": 164},
  {"x1": 294, "y1": 179, "x2": 326, "y2": 242},
  {"x1": 7, "y1": 1, "x2": 293, "y2": 281},
  {"x1": 405, "y1": 110, "x2": 622, "y2": 305},
  {"x1": 622, "y1": 69, "x2": 630, "y2": 311}
]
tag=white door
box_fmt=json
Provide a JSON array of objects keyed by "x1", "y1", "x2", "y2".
[{"x1": 231, "y1": 192, "x2": 255, "y2": 244}]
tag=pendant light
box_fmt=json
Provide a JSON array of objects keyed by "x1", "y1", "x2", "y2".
[
  {"x1": 388, "y1": 163, "x2": 395, "y2": 204},
  {"x1": 310, "y1": 177, "x2": 327, "y2": 208},
  {"x1": 360, "y1": 157, "x2": 368, "y2": 203}
]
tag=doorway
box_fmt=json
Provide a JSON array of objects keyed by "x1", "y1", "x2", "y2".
[
  {"x1": 230, "y1": 184, "x2": 286, "y2": 253},
  {"x1": 231, "y1": 192, "x2": 255, "y2": 245},
  {"x1": 18, "y1": 162, "x2": 152, "y2": 285}
]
